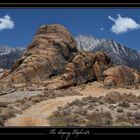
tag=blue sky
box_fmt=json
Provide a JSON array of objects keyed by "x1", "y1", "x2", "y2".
[{"x1": 0, "y1": 8, "x2": 140, "y2": 51}]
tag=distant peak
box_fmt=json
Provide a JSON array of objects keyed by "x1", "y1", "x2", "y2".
[{"x1": 75, "y1": 34, "x2": 140, "y2": 70}]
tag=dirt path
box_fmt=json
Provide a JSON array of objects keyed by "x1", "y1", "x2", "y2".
[{"x1": 4, "y1": 95, "x2": 84, "y2": 126}]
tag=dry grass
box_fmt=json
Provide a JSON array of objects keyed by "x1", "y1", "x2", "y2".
[
  {"x1": 48, "y1": 91, "x2": 140, "y2": 126},
  {"x1": 0, "y1": 88, "x2": 80, "y2": 126}
]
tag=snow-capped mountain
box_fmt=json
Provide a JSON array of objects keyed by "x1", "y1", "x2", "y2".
[
  {"x1": 0, "y1": 45, "x2": 24, "y2": 55},
  {"x1": 0, "y1": 45, "x2": 25, "y2": 69},
  {"x1": 76, "y1": 35, "x2": 140, "y2": 71}
]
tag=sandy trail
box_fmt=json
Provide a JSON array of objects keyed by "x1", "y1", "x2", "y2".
[
  {"x1": 4, "y1": 95, "x2": 84, "y2": 126},
  {"x1": 4, "y1": 84, "x2": 140, "y2": 126}
]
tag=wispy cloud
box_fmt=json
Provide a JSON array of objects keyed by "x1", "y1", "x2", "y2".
[
  {"x1": 0, "y1": 15, "x2": 15, "y2": 31},
  {"x1": 100, "y1": 28, "x2": 104, "y2": 31},
  {"x1": 108, "y1": 14, "x2": 140, "y2": 34}
]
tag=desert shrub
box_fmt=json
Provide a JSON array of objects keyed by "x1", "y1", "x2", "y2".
[
  {"x1": 73, "y1": 108, "x2": 87, "y2": 116},
  {"x1": 79, "y1": 84, "x2": 86, "y2": 90},
  {"x1": 30, "y1": 97, "x2": 41, "y2": 103},
  {"x1": 19, "y1": 103, "x2": 31, "y2": 110},
  {"x1": 109, "y1": 105, "x2": 117, "y2": 110},
  {"x1": 65, "y1": 114, "x2": 85, "y2": 125},
  {"x1": 118, "y1": 101, "x2": 130, "y2": 108},
  {"x1": 67, "y1": 99, "x2": 85, "y2": 107},
  {"x1": 82, "y1": 96, "x2": 92, "y2": 102},
  {"x1": 112, "y1": 121, "x2": 134, "y2": 126},
  {"x1": 113, "y1": 116, "x2": 134, "y2": 126},
  {"x1": 85, "y1": 111, "x2": 112, "y2": 126},
  {"x1": 133, "y1": 112, "x2": 140, "y2": 120},
  {"x1": 98, "y1": 99, "x2": 105, "y2": 105},
  {"x1": 90, "y1": 97, "x2": 99, "y2": 103},
  {"x1": 104, "y1": 91, "x2": 122, "y2": 104},
  {"x1": 122, "y1": 93, "x2": 139, "y2": 102},
  {"x1": 49, "y1": 112, "x2": 86, "y2": 126},
  {"x1": 48, "y1": 114, "x2": 67, "y2": 126},
  {"x1": 126, "y1": 112, "x2": 133, "y2": 117},
  {"x1": 117, "y1": 108, "x2": 123, "y2": 113},
  {"x1": 47, "y1": 91, "x2": 140, "y2": 126},
  {"x1": 0, "y1": 106, "x2": 18, "y2": 123},
  {"x1": 0, "y1": 117, "x2": 4, "y2": 126},
  {"x1": 0, "y1": 102, "x2": 8, "y2": 107}
]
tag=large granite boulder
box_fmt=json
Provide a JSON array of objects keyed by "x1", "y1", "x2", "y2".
[
  {"x1": 10, "y1": 24, "x2": 77, "y2": 84},
  {"x1": 103, "y1": 65, "x2": 140, "y2": 87}
]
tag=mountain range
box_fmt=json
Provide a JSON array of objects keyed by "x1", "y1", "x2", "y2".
[
  {"x1": 0, "y1": 45, "x2": 25, "y2": 69},
  {"x1": 76, "y1": 35, "x2": 140, "y2": 71}
]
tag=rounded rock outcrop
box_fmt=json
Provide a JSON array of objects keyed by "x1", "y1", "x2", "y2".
[
  {"x1": 11, "y1": 24, "x2": 77, "y2": 84},
  {"x1": 103, "y1": 65, "x2": 140, "y2": 87}
]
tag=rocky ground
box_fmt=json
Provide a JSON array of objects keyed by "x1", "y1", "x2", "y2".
[
  {"x1": 0, "y1": 87, "x2": 80, "y2": 126},
  {"x1": 49, "y1": 92, "x2": 140, "y2": 126},
  {"x1": 2, "y1": 82, "x2": 140, "y2": 126}
]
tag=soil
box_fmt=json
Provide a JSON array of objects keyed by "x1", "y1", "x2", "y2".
[{"x1": 3, "y1": 82, "x2": 140, "y2": 126}]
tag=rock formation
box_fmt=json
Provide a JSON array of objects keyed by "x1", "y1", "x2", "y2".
[
  {"x1": 103, "y1": 65, "x2": 140, "y2": 87},
  {"x1": 0, "y1": 69, "x2": 11, "y2": 80},
  {"x1": 4, "y1": 24, "x2": 77, "y2": 85},
  {"x1": 0, "y1": 23, "x2": 140, "y2": 91},
  {"x1": 45, "y1": 51, "x2": 111, "y2": 90}
]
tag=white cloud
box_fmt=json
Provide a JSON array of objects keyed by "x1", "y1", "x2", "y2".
[
  {"x1": 0, "y1": 15, "x2": 15, "y2": 31},
  {"x1": 108, "y1": 14, "x2": 140, "y2": 34},
  {"x1": 100, "y1": 28, "x2": 104, "y2": 31}
]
